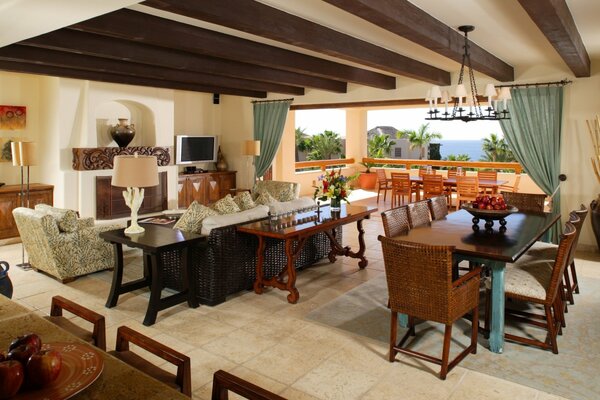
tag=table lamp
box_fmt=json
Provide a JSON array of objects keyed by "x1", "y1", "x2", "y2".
[
  {"x1": 112, "y1": 154, "x2": 159, "y2": 235},
  {"x1": 243, "y1": 140, "x2": 261, "y2": 188}
]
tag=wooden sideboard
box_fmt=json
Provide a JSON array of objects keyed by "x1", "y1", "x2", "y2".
[
  {"x1": 0, "y1": 183, "x2": 54, "y2": 239},
  {"x1": 178, "y1": 171, "x2": 236, "y2": 208}
]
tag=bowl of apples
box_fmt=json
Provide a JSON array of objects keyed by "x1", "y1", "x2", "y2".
[{"x1": 461, "y1": 194, "x2": 518, "y2": 232}]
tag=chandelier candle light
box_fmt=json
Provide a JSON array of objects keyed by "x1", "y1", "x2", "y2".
[{"x1": 426, "y1": 25, "x2": 511, "y2": 122}]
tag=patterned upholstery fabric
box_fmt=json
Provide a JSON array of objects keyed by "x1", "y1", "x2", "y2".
[
  {"x1": 35, "y1": 204, "x2": 78, "y2": 233},
  {"x1": 524, "y1": 241, "x2": 557, "y2": 260},
  {"x1": 253, "y1": 181, "x2": 299, "y2": 202},
  {"x1": 485, "y1": 254, "x2": 553, "y2": 300},
  {"x1": 12, "y1": 207, "x2": 121, "y2": 282},
  {"x1": 233, "y1": 191, "x2": 256, "y2": 211},
  {"x1": 174, "y1": 201, "x2": 218, "y2": 233},
  {"x1": 211, "y1": 194, "x2": 241, "y2": 214},
  {"x1": 254, "y1": 191, "x2": 278, "y2": 206}
]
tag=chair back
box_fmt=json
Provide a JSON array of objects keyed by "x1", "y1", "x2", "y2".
[
  {"x1": 477, "y1": 170, "x2": 498, "y2": 181},
  {"x1": 381, "y1": 206, "x2": 410, "y2": 237},
  {"x1": 379, "y1": 237, "x2": 455, "y2": 323},
  {"x1": 418, "y1": 168, "x2": 436, "y2": 177},
  {"x1": 407, "y1": 200, "x2": 431, "y2": 228},
  {"x1": 422, "y1": 174, "x2": 444, "y2": 199},
  {"x1": 447, "y1": 169, "x2": 457, "y2": 179},
  {"x1": 428, "y1": 196, "x2": 448, "y2": 220},
  {"x1": 501, "y1": 191, "x2": 546, "y2": 212},
  {"x1": 566, "y1": 205, "x2": 588, "y2": 267},
  {"x1": 376, "y1": 169, "x2": 388, "y2": 184},
  {"x1": 390, "y1": 172, "x2": 411, "y2": 193},
  {"x1": 511, "y1": 174, "x2": 522, "y2": 192},
  {"x1": 546, "y1": 221, "x2": 577, "y2": 303},
  {"x1": 456, "y1": 176, "x2": 479, "y2": 197},
  {"x1": 211, "y1": 370, "x2": 287, "y2": 400}
]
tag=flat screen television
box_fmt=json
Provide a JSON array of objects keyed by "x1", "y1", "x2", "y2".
[{"x1": 175, "y1": 135, "x2": 218, "y2": 164}]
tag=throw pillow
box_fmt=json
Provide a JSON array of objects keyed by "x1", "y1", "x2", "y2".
[
  {"x1": 233, "y1": 191, "x2": 256, "y2": 211},
  {"x1": 254, "y1": 190, "x2": 277, "y2": 206},
  {"x1": 35, "y1": 204, "x2": 79, "y2": 233},
  {"x1": 173, "y1": 201, "x2": 217, "y2": 233},
  {"x1": 211, "y1": 194, "x2": 241, "y2": 214}
]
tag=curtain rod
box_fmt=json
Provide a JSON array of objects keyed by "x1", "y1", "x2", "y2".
[
  {"x1": 251, "y1": 98, "x2": 294, "y2": 104},
  {"x1": 495, "y1": 79, "x2": 572, "y2": 89}
]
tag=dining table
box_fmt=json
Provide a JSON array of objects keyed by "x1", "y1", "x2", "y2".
[
  {"x1": 0, "y1": 295, "x2": 187, "y2": 399},
  {"x1": 408, "y1": 175, "x2": 508, "y2": 201},
  {"x1": 394, "y1": 209, "x2": 560, "y2": 354}
]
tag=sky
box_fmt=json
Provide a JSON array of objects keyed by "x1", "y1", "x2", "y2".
[{"x1": 295, "y1": 107, "x2": 503, "y2": 141}]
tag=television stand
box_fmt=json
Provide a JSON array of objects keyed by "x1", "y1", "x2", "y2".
[{"x1": 178, "y1": 171, "x2": 236, "y2": 208}]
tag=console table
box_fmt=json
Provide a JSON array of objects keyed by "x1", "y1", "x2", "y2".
[
  {"x1": 0, "y1": 183, "x2": 53, "y2": 239},
  {"x1": 178, "y1": 171, "x2": 236, "y2": 208}
]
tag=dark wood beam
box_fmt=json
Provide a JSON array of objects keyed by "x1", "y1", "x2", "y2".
[
  {"x1": 69, "y1": 9, "x2": 396, "y2": 89},
  {"x1": 0, "y1": 45, "x2": 304, "y2": 95},
  {"x1": 142, "y1": 0, "x2": 450, "y2": 86},
  {"x1": 0, "y1": 60, "x2": 266, "y2": 98},
  {"x1": 322, "y1": 0, "x2": 514, "y2": 82},
  {"x1": 21, "y1": 30, "x2": 346, "y2": 93},
  {"x1": 518, "y1": 0, "x2": 590, "y2": 77}
]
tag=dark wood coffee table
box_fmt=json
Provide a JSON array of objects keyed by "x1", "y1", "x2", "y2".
[
  {"x1": 237, "y1": 204, "x2": 377, "y2": 304},
  {"x1": 100, "y1": 224, "x2": 205, "y2": 326}
]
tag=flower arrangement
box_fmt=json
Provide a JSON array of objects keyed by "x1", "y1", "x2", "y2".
[{"x1": 313, "y1": 168, "x2": 357, "y2": 205}]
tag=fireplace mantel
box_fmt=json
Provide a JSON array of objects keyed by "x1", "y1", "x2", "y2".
[{"x1": 72, "y1": 146, "x2": 172, "y2": 171}]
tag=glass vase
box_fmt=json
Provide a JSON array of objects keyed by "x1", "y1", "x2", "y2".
[{"x1": 330, "y1": 197, "x2": 342, "y2": 211}]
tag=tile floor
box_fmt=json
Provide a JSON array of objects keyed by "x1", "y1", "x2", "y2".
[{"x1": 0, "y1": 195, "x2": 581, "y2": 400}]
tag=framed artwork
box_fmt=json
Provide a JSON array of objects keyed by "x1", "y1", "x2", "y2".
[
  {"x1": 0, "y1": 106, "x2": 26, "y2": 130},
  {"x1": 0, "y1": 137, "x2": 14, "y2": 162}
]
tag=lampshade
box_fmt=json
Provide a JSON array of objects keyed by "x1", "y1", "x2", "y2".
[
  {"x1": 497, "y1": 87, "x2": 512, "y2": 100},
  {"x1": 441, "y1": 90, "x2": 451, "y2": 103},
  {"x1": 454, "y1": 84, "x2": 467, "y2": 98},
  {"x1": 19, "y1": 142, "x2": 37, "y2": 166},
  {"x1": 430, "y1": 85, "x2": 442, "y2": 99},
  {"x1": 10, "y1": 142, "x2": 21, "y2": 166},
  {"x1": 112, "y1": 155, "x2": 159, "y2": 188},
  {"x1": 244, "y1": 140, "x2": 261, "y2": 156},
  {"x1": 484, "y1": 84, "x2": 497, "y2": 97}
]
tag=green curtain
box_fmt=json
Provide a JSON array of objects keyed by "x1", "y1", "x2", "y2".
[
  {"x1": 253, "y1": 100, "x2": 292, "y2": 179},
  {"x1": 499, "y1": 86, "x2": 563, "y2": 242}
]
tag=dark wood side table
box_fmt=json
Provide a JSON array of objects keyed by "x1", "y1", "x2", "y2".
[{"x1": 100, "y1": 224, "x2": 205, "y2": 326}]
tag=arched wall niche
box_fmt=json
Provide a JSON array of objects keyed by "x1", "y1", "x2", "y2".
[{"x1": 94, "y1": 99, "x2": 157, "y2": 147}]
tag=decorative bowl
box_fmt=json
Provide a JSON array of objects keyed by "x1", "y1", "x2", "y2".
[{"x1": 461, "y1": 203, "x2": 518, "y2": 232}]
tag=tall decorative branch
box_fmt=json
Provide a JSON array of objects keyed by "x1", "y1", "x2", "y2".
[{"x1": 587, "y1": 115, "x2": 600, "y2": 184}]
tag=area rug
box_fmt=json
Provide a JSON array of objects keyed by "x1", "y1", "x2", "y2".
[{"x1": 306, "y1": 274, "x2": 600, "y2": 400}]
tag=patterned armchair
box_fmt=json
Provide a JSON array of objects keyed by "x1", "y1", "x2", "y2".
[
  {"x1": 252, "y1": 180, "x2": 300, "y2": 202},
  {"x1": 12, "y1": 206, "x2": 121, "y2": 283}
]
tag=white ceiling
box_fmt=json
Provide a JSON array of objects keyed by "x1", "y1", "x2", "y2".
[{"x1": 0, "y1": 0, "x2": 598, "y2": 82}]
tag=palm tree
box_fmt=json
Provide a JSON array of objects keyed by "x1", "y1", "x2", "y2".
[
  {"x1": 367, "y1": 133, "x2": 396, "y2": 158},
  {"x1": 295, "y1": 127, "x2": 310, "y2": 161},
  {"x1": 444, "y1": 154, "x2": 471, "y2": 161},
  {"x1": 481, "y1": 133, "x2": 515, "y2": 162},
  {"x1": 306, "y1": 130, "x2": 343, "y2": 160},
  {"x1": 397, "y1": 123, "x2": 442, "y2": 160}
]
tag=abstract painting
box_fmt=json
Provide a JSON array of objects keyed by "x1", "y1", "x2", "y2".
[{"x1": 0, "y1": 106, "x2": 26, "y2": 130}]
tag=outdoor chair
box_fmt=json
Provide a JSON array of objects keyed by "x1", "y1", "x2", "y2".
[
  {"x1": 422, "y1": 174, "x2": 445, "y2": 200},
  {"x1": 379, "y1": 236, "x2": 481, "y2": 380},
  {"x1": 455, "y1": 176, "x2": 479, "y2": 210},
  {"x1": 407, "y1": 200, "x2": 431, "y2": 228},
  {"x1": 498, "y1": 174, "x2": 522, "y2": 193},
  {"x1": 381, "y1": 205, "x2": 410, "y2": 237},
  {"x1": 376, "y1": 169, "x2": 392, "y2": 203},
  {"x1": 391, "y1": 173, "x2": 412, "y2": 207},
  {"x1": 484, "y1": 220, "x2": 577, "y2": 353},
  {"x1": 501, "y1": 191, "x2": 546, "y2": 212}
]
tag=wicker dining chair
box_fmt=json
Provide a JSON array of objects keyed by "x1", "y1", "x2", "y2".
[
  {"x1": 455, "y1": 176, "x2": 479, "y2": 210},
  {"x1": 422, "y1": 174, "x2": 445, "y2": 200},
  {"x1": 391, "y1": 172, "x2": 412, "y2": 207},
  {"x1": 501, "y1": 191, "x2": 546, "y2": 212},
  {"x1": 45, "y1": 296, "x2": 106, "y2": 351},
  {"x1": 407, "y1": 200, "x2": 432, "y2": 228},
  {"x1": 378, "y1": 237, "x2": 481, "y2": 380},
  {"x1": 484, "y1": 220, "x2": 577, "y2": 354},
  {"x1": 428, "y1": 196, "x2": 449, "y2": 221},
  {"x1": 381, "y1": 205, "x2": 410, "y2": 237},
  {"x1": 376, "y1": 169, "x2": 392, "y2": 203}
]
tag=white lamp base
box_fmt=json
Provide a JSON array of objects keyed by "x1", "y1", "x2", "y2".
[
  {"x1": 124, "y1": 223, "x2": 145, "y2": 235},
  {"x1": 123, "y1": 186, "x2": 145, "y2": 235}
]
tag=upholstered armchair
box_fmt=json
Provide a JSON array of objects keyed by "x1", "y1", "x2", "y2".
[
  {"x1": 12, "y1": 206, "x2": 121, "y2": 282},
  {"x1": 252, "y1": 180, "x2": 300, "y2": 202}
]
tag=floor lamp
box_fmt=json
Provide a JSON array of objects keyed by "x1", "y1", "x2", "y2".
[
  {"x1": 11, "y1": 141, "x2": 37, "y2": 269},
  {"x1": 244, "y1": 140, "x2": 261, "y2": 189}
]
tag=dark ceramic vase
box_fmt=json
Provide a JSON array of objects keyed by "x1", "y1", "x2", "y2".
[
  {"x1": 110, "y1": 118, "x2": 136, "y2": 148},
  {"x1": 590, "y1": 197, "x2": 600, "y2": 251},
  {"x1": 0, "y1": 261, "x2": 13, "y2": 299}
]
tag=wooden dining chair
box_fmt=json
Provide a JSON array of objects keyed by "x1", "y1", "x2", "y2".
[
  {"x1": 500, "y1": 191, "x2": 546, "y2": 212},
  {"x1": 498, "y1": 174, "x2": 521, "y2": 193},
  {"x1": 109, "y1": 325, "x2": 192, "y2": 396},
  {"x1": 390, "y1": 172, "x2": 412, "y2": 207},
  {"x1": 211, "y1": 370, "x2": 287, "y2": 400},
  {"x1": 477, "y1": 170, "x2": 498, "y2": 194},
  {"x1": 422, "y1": 174, "x2": 445, "y2": 200},
  {"x1": 381, "y1": 205, "x2": 410, "y2": 237},
  {"x1": 428, "y1": 196, "x2": 449, "y2": 221},
  {"x1": 484, "y1": 221, "x2": 577, "y2": 354},
  {"x1": 407, "y1": 199, "x2": 432, "y2": 229},
  {"x1": 376, "y1": 169, "x2": 392, "y2": 203},
  {"x1": 378, "y1": 236, "x2": 481, "y2": 380},
  {"x1": 45, "y1": 296, "x2": 106, "y2": 351},
  {"x1": 455, "y1": 176, "x2": 479, "y2": 210}
]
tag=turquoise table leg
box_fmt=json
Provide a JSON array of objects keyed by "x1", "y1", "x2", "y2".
[
  {"x1": 399, "y1": 313, "x2": 408, "y2": 328},
  {"x1": 489, "y1": 261, "x2": 506, "y2": 353}
]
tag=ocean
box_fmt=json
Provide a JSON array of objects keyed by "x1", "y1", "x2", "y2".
[{"x1": 434, "y1": 140, "x2": 484, "y2": 161}]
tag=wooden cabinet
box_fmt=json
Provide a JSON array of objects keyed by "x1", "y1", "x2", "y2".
[
  {"x1": 178, "y1": 171, "x2": 236, "y2": 208},
  {"x1": 0, "y1": 184, "x2": 54, "y2": 239}
]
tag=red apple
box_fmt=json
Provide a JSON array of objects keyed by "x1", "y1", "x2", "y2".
[
  {"x1": 26, "y1": 350, "x2": 62, "y2": 388},
  {"x1": 7, "y1": 343, "x2": 37, "y2": 366},
  {"x1": 0, "y1": 360, "x2": 25, "y2": 399},
  {"x1": 494, "y1": 204, "x2": 501, "y2": 210},
  {"x1": 478, "y1": 203, "x2": 486, "y2": 210},
  {"x1": 9, "y1": 333, "x2": 42, "y2": 353},
  {"x1": 486, "y1": 204, "x2": 493, "y2": 210}
]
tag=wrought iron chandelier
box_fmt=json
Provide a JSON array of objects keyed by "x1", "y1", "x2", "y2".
[{"x1": 426, "y1": 25, "x2": 511, "y2": 122}]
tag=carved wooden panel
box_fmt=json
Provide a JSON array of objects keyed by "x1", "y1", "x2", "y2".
[
  {"x1": 72, "y1": 146, "x2": 172, "y2": 170},
  {"x1": 96, "y1": 172, "x2": 168, "y2": 220}
]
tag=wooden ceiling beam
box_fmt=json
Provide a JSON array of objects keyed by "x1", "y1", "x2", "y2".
[
  {"x1": 142, "y1": 0, "x2": 450, "y2": 86},
  {"x1": 518, "y1": 0, "x2": 590, "y2": 77},
  {"x1": 69, "y1": 9, "x2": 396, "y2": 89},
  {"x1": 21, "y1": 30, "x2": 346, "y2": 93},
  {"x1": 322, "y1": 0, "x2": 514, "y2": 82},
  {"x1": 0, "y1": 60, "x2": 266, "y2": 98},
  {"x1": 0, "y1": 45, "x2": 305, "y2": 95}
]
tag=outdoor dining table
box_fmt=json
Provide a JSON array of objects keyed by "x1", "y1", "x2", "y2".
[
  {"x1": 408, "y1": 175, "x2": 508, "y2": 201},
  {"x1": 394, "y1": 209, "x2": 560, "y2": 354}
]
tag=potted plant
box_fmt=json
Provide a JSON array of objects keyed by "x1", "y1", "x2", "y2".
[{"x1": 357, "y1": 162, "x2": 378, "y2": 189}]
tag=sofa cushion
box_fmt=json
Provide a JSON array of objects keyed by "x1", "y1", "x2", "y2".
[
  {"x1": 174, "y1": 201, "x2": 218, "y2": 233},
  {"x1": 212, "y1": 194, "x2": 241, "y2": 214},
  {"x1": 34, "y1": 204, "x2": 79, "y2": 233},
  {"x1": 201, "y1": 205, "x2": 269, "y2": 235},
  {"x1": 253, "y1": 181, "x2": 299, "y2": 202},
  {"x1": 254, "y1": 191, "x2": 277, "y2": 206},
  {"x1": 268, "y1": 197, "x2": 316, "y2": 215},
  {"x1": 233, "y1": 191, "x2": 256, "y2": 211}
]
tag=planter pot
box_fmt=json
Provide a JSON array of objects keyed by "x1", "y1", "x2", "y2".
[
  {"x1": 590, "y1": 196, "x2": 600, "y2": 251},
  {"x1": 358, "y1": 172, "x2": 377, "y2": 190},
  {"x1": 110, "y1": 118, "x2": 136, "y2": 148}
]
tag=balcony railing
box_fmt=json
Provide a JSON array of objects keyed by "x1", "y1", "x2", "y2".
[
  {"x1": 295, "y1": 158, "x2": 355, "y2": 172},
  {"x1": 361, "y1": 158, "x2": 523, "y2": 174}
]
